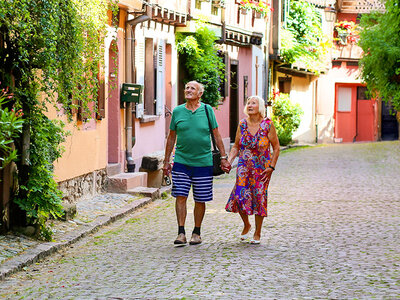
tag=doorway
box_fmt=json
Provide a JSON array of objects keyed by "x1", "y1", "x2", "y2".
[
  {"x1": 229, "y1": 61, "x2": 239, "y2": 143},
  {"x1": 381, "y1": 101, "x2": 399, "y2": 140},
  {"x1": 335, "y1": 84, "x2": 375, "y2": 142}
]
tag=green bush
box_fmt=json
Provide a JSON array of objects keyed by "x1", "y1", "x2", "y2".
[
  {"x1": 272, "y1": 93, "x2": 303, "y2": 146},
  {"x1": 176, "y1": 21, "x2": 224, "y2": 107},
  {"x1": 0, "y1": 90, "x2": 23, "y2": 170}
]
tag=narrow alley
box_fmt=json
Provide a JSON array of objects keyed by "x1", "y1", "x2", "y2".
[{"x1": 0, "y1": 141, "x2": 399, "y2": 299}]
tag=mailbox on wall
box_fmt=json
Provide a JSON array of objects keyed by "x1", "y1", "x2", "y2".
[{"x1": 121, "y1": 83, "x2": 143, "y2": 103}]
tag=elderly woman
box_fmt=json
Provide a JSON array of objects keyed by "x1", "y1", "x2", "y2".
[{"x1": 225, "y1": 95, "x2": 280, "y2": 244}]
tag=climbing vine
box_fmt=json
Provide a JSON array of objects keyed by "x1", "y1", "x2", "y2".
[
  {"x1": 280, "y1": 0, "x2": 330, "y2": 73},
  {"x1": 176, "y1": 21, "x2": 225, "y2": 107},
  {"x1": 0, "y1": 0, "x2": 117, "y2": 239}
]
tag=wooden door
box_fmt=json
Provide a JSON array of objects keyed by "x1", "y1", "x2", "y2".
[{"x1": 335, "y1": 84, "x2": 375, "y2": 142}]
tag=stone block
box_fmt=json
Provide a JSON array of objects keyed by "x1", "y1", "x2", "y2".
[{"x1": 61, "y1": 203, "x2": 77, "y2": 221}]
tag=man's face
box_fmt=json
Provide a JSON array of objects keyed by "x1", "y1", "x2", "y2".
[{"x1": 184, "y1": 82, "x2": 202, "y2": 101}]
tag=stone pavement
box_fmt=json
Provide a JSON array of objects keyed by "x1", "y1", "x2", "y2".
[
  {"x1": 0, "y1": 141, "x2": 399, "y2": 299},
  {"x1": 0, "y1": 190, "x2": 170, "y2": 280}
]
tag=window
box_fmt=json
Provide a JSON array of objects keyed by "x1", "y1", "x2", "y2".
[{"x1": 338, "y1": 87, "x2": 352, "y2": 112}]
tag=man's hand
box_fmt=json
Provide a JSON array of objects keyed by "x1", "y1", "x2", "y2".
[{"x1": 163, "y1": 162, "x2": 172, "y2": 176}]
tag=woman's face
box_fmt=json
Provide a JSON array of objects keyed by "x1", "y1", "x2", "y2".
[{"x1": 246, "y1": 98, "x2": 260, "y2": 116}]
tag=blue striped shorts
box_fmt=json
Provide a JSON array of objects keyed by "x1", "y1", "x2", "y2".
[{"x1": 171, "y1": 162, "x2": 213, "y2": 202}]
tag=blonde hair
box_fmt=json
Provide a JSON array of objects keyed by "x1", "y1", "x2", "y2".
[
  {"x1": 185, "y1": 81, "x2": 204, "y2": 93},
  {"x1": 243, "y1": 95, "x2": 266, "y2": 118}
]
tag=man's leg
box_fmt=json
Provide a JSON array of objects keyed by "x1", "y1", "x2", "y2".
[
  {"x1": 193, "y1": 201, "x2": 206, "y2": 228},
  {"x1": 175, "y1": 196, "x2": 188, "y2": 227},
  {"x1": 190, "y1": 201, "x2": 205, "y2": 245},
  {"x1": 174, "y1": 196, "x2": 188, "y2": 245}
]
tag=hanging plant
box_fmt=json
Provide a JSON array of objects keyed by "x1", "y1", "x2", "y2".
[{"x1": 334, "y1": 21, "x2": 359, "y2": 45}]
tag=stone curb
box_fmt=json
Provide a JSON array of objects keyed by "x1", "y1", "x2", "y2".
[{"x1": 0, "y1": 197, "x2": 153, "y2": 281}]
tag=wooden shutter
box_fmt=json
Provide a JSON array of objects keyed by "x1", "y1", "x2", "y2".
[{"x1": 156, "y1": 39, "x2": 165, "y2": 116}]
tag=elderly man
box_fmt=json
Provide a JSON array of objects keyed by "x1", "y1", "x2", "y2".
[{"x1": 163, "y1": 81, "x2": 231, "y2": 246}]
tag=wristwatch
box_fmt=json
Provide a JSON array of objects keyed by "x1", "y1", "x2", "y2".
[
  {"x1": 220, "y1": 155, "x2": 228, "y2": 160},
  {"x1": 269, "y1": 165, "x2": 275, "y2": 171}
]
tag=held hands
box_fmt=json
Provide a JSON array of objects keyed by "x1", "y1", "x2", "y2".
[{"x1": 220, "y1": 159, "x2": 232, "y2": 173}]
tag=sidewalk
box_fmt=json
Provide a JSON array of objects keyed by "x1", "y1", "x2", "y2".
[{"x1": 0, "y1": 186, "x2": 171, "y2": 280}]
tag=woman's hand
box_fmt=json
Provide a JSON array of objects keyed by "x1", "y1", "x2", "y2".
[{"x1": 260, "y1": 167, "x2": 274, "y2": 183}]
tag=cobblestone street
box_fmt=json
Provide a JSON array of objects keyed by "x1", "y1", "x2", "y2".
[{"x1": 0, "y1": 141, "x2": 399, "y2": 299}]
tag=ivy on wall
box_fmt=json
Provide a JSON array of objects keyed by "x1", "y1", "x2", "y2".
[{"x1": 0, "y1": 0, "x2": 117, "y2": 239}]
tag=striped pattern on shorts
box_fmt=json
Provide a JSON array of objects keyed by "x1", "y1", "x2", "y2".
[{"x1": 171, "y1": 162, "x2": 213, "y2": 202}]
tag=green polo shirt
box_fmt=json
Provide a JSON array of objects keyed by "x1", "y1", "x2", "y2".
[{"x1": 170, "y1": 103, "x2": 218, "y2": 167}]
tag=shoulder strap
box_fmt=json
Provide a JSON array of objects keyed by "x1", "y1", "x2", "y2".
[{"x1": 204, "y1": 104, "x2": 217, "y2": 151}]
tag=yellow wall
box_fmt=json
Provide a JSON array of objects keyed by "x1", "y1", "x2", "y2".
[{"x1": 46, "y1": 105, "x2": 108, "y2": 183}]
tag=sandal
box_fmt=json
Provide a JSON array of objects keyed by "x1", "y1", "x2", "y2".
[
  {"x1": 250, "y1": 238, "x2": 260, "y2": 244},
  {"x1": 240, "y1": 226, "x2": 252, "y2": 241}
]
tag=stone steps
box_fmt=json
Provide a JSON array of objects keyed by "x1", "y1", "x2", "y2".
[
  {"x1": 126, "y1": 186, "x2": 160, "y2": 200},
  {"x1": 107, "y1": 172, "x2": 148, "y2": 193}
]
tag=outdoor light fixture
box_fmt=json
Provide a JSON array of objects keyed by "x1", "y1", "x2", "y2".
[{"x1": 324, "y1": 5, "x2": 336, "y2": 23}]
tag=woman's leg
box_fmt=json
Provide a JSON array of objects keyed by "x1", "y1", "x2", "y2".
[
  {"x1": 239, "y1": 211, "x2": 251, "y2": 235},
  {"x1": 253, "y1": 215, "x2": 264, "y2": 241}
]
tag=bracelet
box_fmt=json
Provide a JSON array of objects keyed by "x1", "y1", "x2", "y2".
[
  {"x1": 220, "y1": 155, "x2": 228, "y2": 160},
  {"x1": 269, "y1": 165, "x2": 275, "y2": 171}
]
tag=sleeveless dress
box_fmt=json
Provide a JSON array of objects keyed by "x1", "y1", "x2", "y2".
[{"x1": 225, "y1": 118, "x2": 272, "y2": 217}]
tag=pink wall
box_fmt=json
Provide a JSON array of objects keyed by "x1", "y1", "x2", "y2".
[{"x1": 238, "y1": 47, "x2": 253, "y2": 121}]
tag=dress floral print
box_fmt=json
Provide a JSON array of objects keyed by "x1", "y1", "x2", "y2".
[{"x1": 226, "y1": 118, "x2": 272, "y2": 217}]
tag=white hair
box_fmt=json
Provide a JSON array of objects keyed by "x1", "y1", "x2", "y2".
[
  {"x1": 185, "y1": 81, "x2": 204, "y2": 93},
  {"x1": 243, "y1": 95, "x2": 266, "y2": 118}
]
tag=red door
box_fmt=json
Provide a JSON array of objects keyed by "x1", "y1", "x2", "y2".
[
  {"x1": 355, "y1": 86, "x2": 374, "y2": 141},
  {"x1": 335, "y1": 84, "x2": 374, "y2": 142}
]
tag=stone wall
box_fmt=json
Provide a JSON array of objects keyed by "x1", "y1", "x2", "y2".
[{"x1": 58, "y1": 169, "x2": 107, "y2": 203}]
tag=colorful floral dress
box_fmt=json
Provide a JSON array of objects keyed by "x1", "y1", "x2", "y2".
[{"x1": 225, "y1": 118, "x2": 272, "y2": 217}]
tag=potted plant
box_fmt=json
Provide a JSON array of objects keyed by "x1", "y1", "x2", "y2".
[
  {"x1": 334, "y1": 21, "x2": 357, "y2": 45},
  {"x1": 212, "y1": 0, "x2": 225, "y2": 8},
  {"x1": 253, "y1": 1, "x2": 271, "y2": 18},
  {"x1": 239, "y1": 0, "x2": 253, "y2": 14}
]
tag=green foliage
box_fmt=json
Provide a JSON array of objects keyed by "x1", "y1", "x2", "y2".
[
  {"x1": 272, "y1": 93, "x2": 303, "y2": 146},
  {"x1": 0, "y1": 91, "x2": 24, "y2": 169},
  {"x1": 359, "y1": 0, "x2": 400, "y2": 111},
  {"x1": 0, "y1": 0, "x2": 116, "y2": 239},
  {"x1": 14, "y1": 113, "x2": 66, "y2": 240},
  {"x1": 281, "y1": 0, "x2": 330, "y2": 73},
  {"x1": 176, "y1": 22, "x2": 224, "y2": 107}
]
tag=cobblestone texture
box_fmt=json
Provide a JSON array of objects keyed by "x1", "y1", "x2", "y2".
[
  {"x1": 0, "y1": 141, "x2": 399, "y2": 299},
  {"x1": 0, "y1": 193, "x2": 142, "y2": 265}
]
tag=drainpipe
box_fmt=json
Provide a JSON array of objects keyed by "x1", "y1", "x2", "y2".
[{"x1": 125, "y1": 13, "x2": 150, "y2": 172}]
